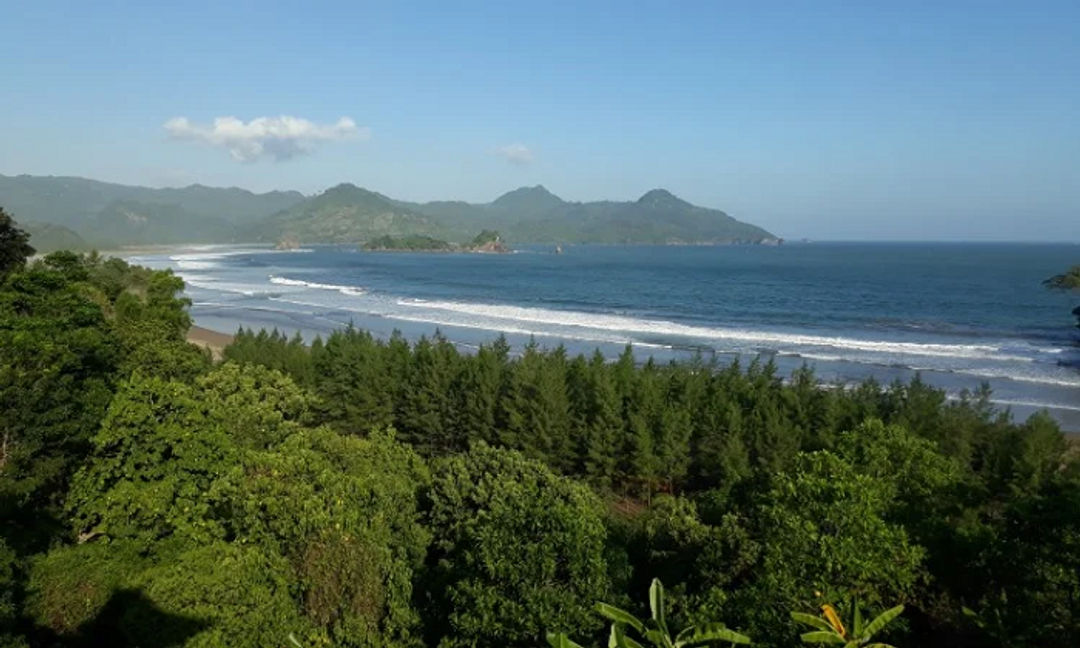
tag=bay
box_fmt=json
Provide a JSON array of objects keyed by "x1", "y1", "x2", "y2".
[{"x1": 128, "y1": 242, "x2": 1080, "y2": 430}]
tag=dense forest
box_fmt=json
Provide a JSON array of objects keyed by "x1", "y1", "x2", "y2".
[{"x1": 1, "y1": 210, "x2": 1078, "y2": 647}]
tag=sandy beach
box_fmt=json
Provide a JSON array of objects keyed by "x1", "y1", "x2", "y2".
[{"x1": 186, "y1": 325, "x2": 234, "y2": 360}]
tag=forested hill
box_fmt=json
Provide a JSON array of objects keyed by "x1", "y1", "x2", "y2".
[
  {"x1": 252, "y1": 183, "x2": 439, "y2": 245},
  {"x1": 0, "y1": 174, "x2": 779, "y2": 246},
  {"x1": 254, "y1": 183, "x2": 778, "y2": 245},
  {"x1": 400, "y1": 185, "x2": 780, "y2": 244},
  {"x1": 0, "y1": 174, "x2": 304, "y2": 246}
]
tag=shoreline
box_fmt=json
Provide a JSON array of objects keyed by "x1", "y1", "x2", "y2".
[
  {"x1": 186, "y1": 325, "x2": 234, "y2": 360},
  {"x1": 182, "y1": 318, "x2": 1080, "y2": 436}
]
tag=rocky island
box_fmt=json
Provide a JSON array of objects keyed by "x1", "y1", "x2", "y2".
[{"x1": 363, "y1": 230, "x2": 510, "y2": 254}]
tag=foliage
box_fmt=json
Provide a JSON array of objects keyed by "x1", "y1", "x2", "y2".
[
  {"x1": 21, "y1": 222, "x2": 89, "y2": 253},
  {"x1": 212, "y1": 426, "x2": 431, "y2": 647},
  {"x1": 131, "y1": 543, "x2": 312, "y2": 648},
  {"x1": 0, "y1": 539, "x2": 18, "y2": 641},
  {"x1": 66, "y1": 376, "x2": 234, "y2": 550},
  {"x1": 23, "y1": 539, "x2": 149, "y2": 637},
  {"x1": 3, "y1": 243, "x2": 1080, "y2": 647},
  {"x1": 364, "y1": 234, "x2": 454, "y2": 251},
  {"x1": 0, "y1": 208, "x2": 34, "y2": 277},
  {"x1": 726, "y1": 451, "x2": 923, "y2": 644},
  {"x1": 791, "y1": 600, "x2": 904, "y2": 647},
  {"x1": 470, "y1": 229, "x2": 502, "y2": 246},
  {"x1": 425, "y1": 443, "x2": 611, "y2": 647},
  {"x1": 549, "y1": 578, "x2": 751, "y2": 647}
]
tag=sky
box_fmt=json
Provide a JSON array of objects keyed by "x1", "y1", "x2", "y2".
[{"x1": 1, "y1": 1, "x2": 1078, "y2": 241}]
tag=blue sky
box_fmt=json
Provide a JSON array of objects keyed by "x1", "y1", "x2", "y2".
[{"x1": 2, "y1": 1, "x2": 1078, "y2": 240}]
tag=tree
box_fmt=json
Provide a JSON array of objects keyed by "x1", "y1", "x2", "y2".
[
  {"x1": 312, "y1": 328, "x2": 396, "y2": 434},
  {"x1": 424, "y1": 443, "x2": 611, "y2": 647},
  {"x1": 0, "y1": 258, "x2": 120, "y2": 548},
  {"x1": 580, "y1": 351, "x2": 622, "y2": 488},
  {"x1": 132, "y1": 543, "x2": 314, "y2": 648},
  {"x1": 0, "y1": 208, "x2": 34, "y2": 278},
  {"x1": 212, "y1": 427, "x2": 431, "y2": 647},
  {"x1": 498, "y1": 343, "x2": 574, "y2": 471},
  {"x1": 66, "y1": 376, "x2": 235, "y2": 550},
  {"x1": 449, "y1": 339, "x2": 506, "y2": 446},
  {"x1": 0, "y1": 539, "x2": 21, "y2": 647},
  {"x1": 727, "y1": 451, "x2": 925, "y2": 645}
]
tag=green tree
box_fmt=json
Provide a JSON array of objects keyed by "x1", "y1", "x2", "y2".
[
  {"x1": 498, "y1": 343, "x2": 574, "y2": 471},
  {"x1": 0, "y1": 258, "x2": 119, "y2": 547},
  {"x1": 0, "y1": 208, "x2": 34, "y2": 278},
  {"x1": 0, "y1": 539, "x2": 21, "y2": 647},
  {"x1": 728, "y1": 451, "x2": 925, "y2": 645},
  {"x1": 312, "y1": 328, "x2": 396, "y2": 434},
  {"x1": 66, "y1": 376, "x2": 235, "y2": 550},
  {"x1": 580, "y1": 351, "x2": 623, "y2": 488},
  {"x1": 449, "y1": 338, "x2": 507, "y2": 446},
  {"x1": 212, "y1": 427, "x2": 431, "y2": 647},
  {"x1": 133, "y1": 543, "x2": 314, "y2": 648},
  {"x1": 425, "y1": 443, "x2": 611, "y2": 647}
]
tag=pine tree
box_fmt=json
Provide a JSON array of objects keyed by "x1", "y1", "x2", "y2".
[{"x1": 581, "y1": 351, "x2": 622, "y2": 488}]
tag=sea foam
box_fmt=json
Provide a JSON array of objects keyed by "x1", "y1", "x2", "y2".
[
  {"x1": 397, "y1": 299, "x2": 1047, "y2": 363},
  {"x1": 269, "y1": 276, "x2": 366, "y2": 296}
]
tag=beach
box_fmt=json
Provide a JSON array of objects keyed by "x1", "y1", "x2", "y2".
[{"x1": 186, "y1": 324, "x2": 234, "y2": 360}]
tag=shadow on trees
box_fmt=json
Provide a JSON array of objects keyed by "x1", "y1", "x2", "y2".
[{"x1": 23, "y1": 589, "x2": 208, "y2": 648}]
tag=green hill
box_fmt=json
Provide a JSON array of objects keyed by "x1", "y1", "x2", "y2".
[
  {"x1": 94, "y1": 200, "x2": 236, "y2": 245},
  {"x1": 400, "y1": 185, "x2": 778, "y2": 244},
  {"x1": 255, "y1": 183, "x2": 438, "y2": 244},
  {"x1": 0, "y1": 174, "x2": 304, "y2": 244},
  {"x1": 24, "y1": 222, "x2": 91, "y2": 253},
  {"x1": 2, "y1": 174, "x2": 779, "y2": 246}
]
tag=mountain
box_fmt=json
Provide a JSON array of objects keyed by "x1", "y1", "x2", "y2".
[
  {"x1": 488, "y1": 185, "x2": 565, "y2": 217},
  {"x1": 254, "y1": 183, "x2": 438, "y2": 244},
  {"x1": 0, "y1": 174, "x2": 304, "y2": 244},
  {"x1": 95, "y1": 200, "x2": 236, "y2": 244},
  {"x1": 2, "y1": 174, "x2": 779, "y2": 246},
  {"x1": 23, "y1": 222, "x2": 90, "y2": 253},
  {"x1": 401, "y1": 186, "x2": 777, "y2": 245}
]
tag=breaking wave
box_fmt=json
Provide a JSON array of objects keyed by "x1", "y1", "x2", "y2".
[{"x1": 269, "y1": 276, "x2": 366, "y2": 296}]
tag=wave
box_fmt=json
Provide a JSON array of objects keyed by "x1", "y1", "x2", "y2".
[
  {"x1": 269, "y1": 276, "x2": 366, "y2": 296},
  {"x1": 956, "y1": 368, "x2": 1080, "y2": 389},
  {"x1": 267, "y1": 296, "x2": 672, "y2": 349},
  {"x1": 182, "y1": 278, "x2": 277, "y2": 296},
  {"x1": 397, "y1": 299, "x2": 1051, "y2": 363},
  {"x1": 981, "y1": 398, "x2": 1080, "y2": 413}
]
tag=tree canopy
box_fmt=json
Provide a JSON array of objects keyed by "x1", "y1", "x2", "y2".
[{"x1": 0, "y1": 232, "x2": 1077, "y2": 647}]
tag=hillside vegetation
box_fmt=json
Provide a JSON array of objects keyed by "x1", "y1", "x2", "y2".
[
  {"x1": 1, "y1": 175, "x2": 778, "y2": 247},
  {"x1": 0, "y1": 174, "x2": 304, "y2": 247},
  {"x1": 1, "y1": 213, "x2": 1077, "y2": 648}
]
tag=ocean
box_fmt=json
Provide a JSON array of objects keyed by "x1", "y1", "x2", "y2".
[{"x1": 127, "y1": 242, "x2": 1080, "y2": 430}]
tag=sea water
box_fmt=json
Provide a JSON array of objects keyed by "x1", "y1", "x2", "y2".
[{"x1": 127, "y1": 242, "x2": 1080, "y2": 430}]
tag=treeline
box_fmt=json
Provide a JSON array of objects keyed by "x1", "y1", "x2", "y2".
[
  {"x1": 221, "y1": 327, "x2": 1080, "y2": 646},
  {"x1": 1, "y1": 212, "x2": 1078, "y2": 647}
]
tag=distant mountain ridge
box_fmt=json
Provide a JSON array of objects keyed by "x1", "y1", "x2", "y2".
[
  {"x1": 254, "y1": 183, "x2": 437, "y2": 244},
  {"x1": 0, "y1": 174, "x2": 779, "y2": 246},
  {"x1": 0, "y1": 174, "x2": 304, "y2": 246},
  {"x1": 397, "y1": 184, "x2": 778, "y2": 245}
]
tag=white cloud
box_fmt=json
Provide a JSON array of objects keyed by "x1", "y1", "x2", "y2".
[
  {"x1": 164, "y1": 115, "x2": 368, "y2": 162},
  {"x1": 495, "y1": 143, "x2": 534, "y2": 165}
]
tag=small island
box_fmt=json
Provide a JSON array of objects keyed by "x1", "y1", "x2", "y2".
[
  {"x1": 363, "y1": 230, "x2": 510, "y2": 254},
  {"x1": 1044, "y1": 265, "x2": 1080, "y2": 291}
]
